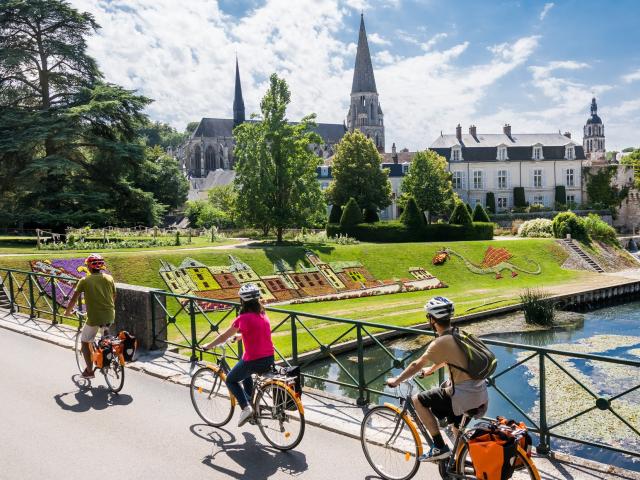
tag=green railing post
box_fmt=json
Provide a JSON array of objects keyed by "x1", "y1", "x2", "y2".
[
  {"x1": 150, "y1": 291, "x2": 158, "y2": 350},
  {"x1": 291, "y1": 314, "x2": 298, "y2": 365},
  {"x1": 7, "y1": 273, "x2": 15, "y2": 313},
  {"x1": 51, "y1": 278, "x2": 58, "y2": 325},
  {"x1": 28, "y1": 274, "x2": 35, "y2": 319},
  {"x1": 538, "y1": 353, "x2": 550, "y2": 454},
  {"x1": 438, "y1": 364, "x2": 445, "y2": 385},
  {"x1": 189, "y1": 298, "x2": 197, "y2": 362},
  {"x1": 356, "y1": 323, "x2": 367, "y2": 406}
]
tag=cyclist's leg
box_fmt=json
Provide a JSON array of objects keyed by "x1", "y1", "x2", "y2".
[
  {"x1": 79, "y1": 324, "x2": 99, "y2": 373},
  {"x1": 241, "y1": 355, "x2": 275, "y2": 400},
  {"x1": 413, "y1": 387, "x2": 456, "y2": 460},
  {"x1": 226, "y1": 359, "x2": 251, "y2": 408}
]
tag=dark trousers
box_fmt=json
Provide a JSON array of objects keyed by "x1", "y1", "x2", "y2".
[{"x1": 226, "y1": 355, "x2": 274, "y2": 409}]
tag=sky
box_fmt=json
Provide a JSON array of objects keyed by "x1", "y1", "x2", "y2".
[{"x1": 69, "y1": 0, "x2": 640, "y2": 152}]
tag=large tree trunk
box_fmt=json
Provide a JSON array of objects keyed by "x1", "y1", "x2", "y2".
[{"x1": 277, "y1": 226, "x2": 284, "y2": 244}]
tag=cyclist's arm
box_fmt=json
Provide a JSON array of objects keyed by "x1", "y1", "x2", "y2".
[
  {"x1": 64, "y1": 290, "x2": 81, "y2": 316},
  {"x1": 202, "y1": 325, "x2": 239, "y2": 351},
  {"x1": 420, "y1": 362, "x2": 446, "y2": 377},
  {"x1": 386, "y1": 351, "x2": 432, "y2": 387}
]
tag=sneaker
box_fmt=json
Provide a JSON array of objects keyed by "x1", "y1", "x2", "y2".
[
  {"x1": 419, "y1": 445, "x2": 451, "y2": 462},
  {"x1": 237, "y1": 406, "x2": 254, "y2": 427},
  {"x1": 81, "y1": 368, "x2": 95, "y2": 379}
]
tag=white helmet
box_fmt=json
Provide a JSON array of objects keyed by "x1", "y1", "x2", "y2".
[
  {"x1": 424, "y1": 296, "x2": 454, "y2": 320},
  {"x1": 238, "y1": 283, "x2": 261, "y2": 301}
]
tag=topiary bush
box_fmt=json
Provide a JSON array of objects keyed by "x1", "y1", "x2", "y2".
[
  {"x1": 450, "y1": 201, "x2": 473, "y2": 225},
  {"x1": 328, "y1": 205, "x2": 342, "y2": 223},
  {"x1": 363, "y1": 208, "x2": 380, "y2": 223},
  {"x1": 472, "y1": 203, "x2": 491, "y2": 222},
  {"x1": 552, "y1": 211, "x2": 589, "y2": 242},
  {"x1": 517, "y1": 218, "x2": 553, "y2": 238},
  {"x1": 340, "y1": 197, "x2": 363, "y2": 230},
  {"x1": 465, "y1": 203, "x2": 473, "y2": 215},
  {"x1": 583, "y1": 213, "x2": 619, "y2": 246},
  {"x1": 485, "y1": 192, "x2": 496, "y2": 214},
  {"x1": 555, "y1": 185, "x2": 566, "y2": 206},
  {"x1": 514, "y1": 187, "x2": 526, "y2": 208},
  {"x1": 400, "y1": 197, "x2": 425, "y2": 230}
]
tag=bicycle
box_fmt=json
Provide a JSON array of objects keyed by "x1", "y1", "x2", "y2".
[
  {"x1": 361, "y1": 381, "x2": 540, "y2": 480},
  {"x1": 73, "y1": 310, "x2": 125, "y2": 393},
  {"x1": 189, "y1": 344, "x2": 305, "y2": 450}
]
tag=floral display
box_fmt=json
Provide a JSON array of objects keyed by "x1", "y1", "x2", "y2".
[{"x1": 435, "y1": 246, "x2": 541, "y2": 279}]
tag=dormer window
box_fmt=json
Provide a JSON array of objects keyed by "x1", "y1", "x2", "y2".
[
  {"x1": 451, "y1": 146, "x2": 462, "y2": 162},
  {"x1": 565, "y1": 145, "x2": 575, "y2": 160},
  {"x1": 320, "y1": 166, "x2": 329, "y2": 177},
  {"x1": 497, "y1": 146, "x2": 508, "y2": 161},
  {"x1": 402, "y1": 163, "x2": 409, "y2": 174},
  {"x1": 532, "y1": 145, "x2": 543, "y2": 160}
]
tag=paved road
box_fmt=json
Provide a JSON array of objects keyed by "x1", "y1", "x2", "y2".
[{"x1": 0, "y1": 327, "x2": 378, "y2": 479}]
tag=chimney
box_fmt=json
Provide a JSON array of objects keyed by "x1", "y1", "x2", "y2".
[
  {"x1": 469, "y1": 125, "x2": 477, "y2": 138},
  {"x1": 503, "y1": 124, "x2": 511, "y2": 137},
  {"x1": 456, "y1": 124, "x2": 462, "y2": 141},
  {"x1": 563, "y1": 131, "x2": 571, "y2": 139},
  {"x1": 392, "y1": 142, "x2": 398, "y2": 164}
]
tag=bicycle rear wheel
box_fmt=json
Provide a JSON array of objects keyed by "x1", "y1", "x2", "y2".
[
  {"x1": 103, "y1": 358, "x2": 125, "y2": 393},
  {"x1": 74, "y1": 331, "x2": 85, "y2": 375},
  {"x1": 455, "y1": 443, "x2": 541, "y2": 480},
  {"x1": 190, "y1": 366, "x2": 234, "y2": 427},
  {"x1": 361, "y1": 405, "x2": 421, "y2": 480},
  {"x1": 255, "y1": 382, "x2": 305, "y2": 450}
]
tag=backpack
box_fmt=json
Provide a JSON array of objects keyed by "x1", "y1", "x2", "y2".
[
  {"x1": 467, "y1": 422, "x2": 518, "y2": 480},
  {"x1": 118, "y1": 331, "x2": 138, "y2": 362},
  {"x1": 446, "y1": 328, "x2": 497, "y2": 380}
]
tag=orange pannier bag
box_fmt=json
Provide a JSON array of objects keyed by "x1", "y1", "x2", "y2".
[
  {"x1": 496, "y1": 416, "x2": 533, "y2": 468},
  {"x1": 467, "y1": 423, "x2": 517, "y2": 480}
]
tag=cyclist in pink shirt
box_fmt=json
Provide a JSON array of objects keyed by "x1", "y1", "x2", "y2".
[{"x1": 203, "y1": 283, "x2": 274, "y2": 426}]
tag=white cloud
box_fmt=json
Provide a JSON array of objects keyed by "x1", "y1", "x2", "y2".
[
  {"x1": 622, "y1": 69, "x2": 640, "y2": 84},
  {"x1": 539, "y1": 2, "x2": 554, "y2": 21},
  {"x1": 374, "y1": 50, "x2": 398, "y2": 65},
  {"x1": 368, "y1": 32, "x2": 391, "y2": 45},
  {"x1": 421, "y1": 33, "x2": 447, "y2": 52}
]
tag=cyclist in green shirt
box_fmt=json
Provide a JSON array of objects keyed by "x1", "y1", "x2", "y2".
[{"x1": 65, "y1": 254, "x2": 116, "y2": 378}]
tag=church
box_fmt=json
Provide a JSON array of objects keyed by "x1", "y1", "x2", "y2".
[{"x1": 179, "y1": 13, "x2": 384, "y2": 193}]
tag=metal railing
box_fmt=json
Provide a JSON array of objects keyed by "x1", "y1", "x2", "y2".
[{"x1": 1, "y1": 268, "x2": 638, "y2": 461}]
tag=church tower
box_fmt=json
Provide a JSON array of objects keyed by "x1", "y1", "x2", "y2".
[
  {"x1": 233, "y1": 57, "x2": 245, "y2": 126},
  {"x1": 347, "y1": 14, "x2": 385, "y2": 152},
  {"x1": 583, "y1": 97, "x2": 605, "y2": 163}
]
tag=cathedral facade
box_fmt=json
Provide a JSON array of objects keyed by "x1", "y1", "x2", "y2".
[{"x1": 178, "y1": 14, "x2": 384, "y2": 179}]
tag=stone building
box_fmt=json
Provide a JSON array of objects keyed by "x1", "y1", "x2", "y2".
[{"x1": 583, "y1": 97, "x2": 606, "y2": 165}]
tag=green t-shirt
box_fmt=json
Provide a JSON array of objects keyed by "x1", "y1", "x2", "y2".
[{"x1": 76, "y1": 273, "x2": 116, "y2": 326}]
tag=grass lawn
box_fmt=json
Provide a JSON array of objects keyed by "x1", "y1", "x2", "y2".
[{"x1": 0, "y1": 238, "x2": 600, "y2": 358}]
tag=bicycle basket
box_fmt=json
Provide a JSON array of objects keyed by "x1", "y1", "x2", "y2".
[{"x1": 467, "y1": 422, "x2": 518, "y2": 480}]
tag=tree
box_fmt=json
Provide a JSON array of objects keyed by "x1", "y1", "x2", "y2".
[
  {"x1": 233, "y1": 74, "x2": 324, "y2": 242},
  {"x1": 185, "y1": 200, "x2": 232, "y2": 229},
  {"x1": 363, "y1": 208, "x2": 379, "y2": 223},
  {"x1": 0, "y1": 0, "x2": 163, "y2": 228},
  {"x1": 328, "y1": 204, "x2": 342, "y2": 224},
  {"x1": 485, "y1": 192, "x2": 496, "y2": 213},
  {"x1": 325, "y1": 130, "x2": 391, "y2": 213},
  {"x1": 585, "y1": 166, "x2": 628, "y2": 209},
  {"x1": 400, "y1": 150, "x2": 454, "y2": 223},
  {"x1": 472, "y1": 203, "x2": 490, "y2": 222},
  {"x1": 137, "y1": 121, "x2": 189, "y2": 149},
  {"x1": 340, "y1": 197, "x2": 363, "y2": 229},
  {"x1": 449, "y1": 201, "x2": 473, "y2": 225},
  {"x1": 400, "y1": 197, "x2": 425, "y2": 231},
  {"x1": 135, "y1": 146, "x2": 189, "y2": 211},
  {"x1": 621, "y1": 149, "x2": 640, "y2": 188}
]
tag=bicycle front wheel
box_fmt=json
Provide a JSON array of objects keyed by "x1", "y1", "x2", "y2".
[
  {"x1": 190, "y1": 366, "x2": 235, "y2": 427},
  {"x1": 74, "y1": 331, "x2": 85, "y2": 375},
  {"x1": 103, "y1": 358, "x2": 125, "y2": 393},
  {"x1": 455, "y1": 443, "x2": 541, "y2": 480},
  {"x1": 255, "y1": 382, "x2": 305, "y2": 450},
  {"x1": 361, "y1": 405, "x2": 421, "y2": 480}
]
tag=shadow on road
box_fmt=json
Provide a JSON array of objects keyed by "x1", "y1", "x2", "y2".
[
  {"x1": 190, "y1": 424, "x2": 309, "y2": 479},
  {"x1": 53, "y1": 375, "x2": 133, "y2": 412}
]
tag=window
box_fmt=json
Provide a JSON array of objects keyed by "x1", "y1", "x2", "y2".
[
  {"x1": 533, "y1": 195, "x2": 544, "y2": 205},
  {"x1": 452, "y1": 171, "x2": 463, "y2": 189},
  {"x1": 497, "y1": 146, "x2": 508, "y2": 161},
  {"x1": 566, "y1": 169, "x2": 575, "y2": 187},
  {"x1": 497, "y1": 197, "x2": 508, "y2": 210},
  {"x1": 321, "y1": 182, "x2": 328, "y2": 190},
  {"x1": 565, "y1": 146, "x2": 575, "y2": 160},
  {"x1": 532, "y1": 146, "x2": 543, "y2": 160},
  {"x1": 497, "y1": 170, "x2": 508, "y2": 189},
  {"x1": 473, "y1": 171, "x2": 483, "y2": 190},
  {"x1": 402, "y1": 163, "x2": 409, "y2": 174},
  {"x1": 320, "y1": 166, "x2": 329, "y2": 177},
  {"x1": 533, "y1": 169, "x2": 543, "y2": 188},
  {"x1": 567, "y1": 194, "x2": 576, "y2": 207},
  {"x1": 451, "y1": 146, "x2": 462, "y2": 162}
]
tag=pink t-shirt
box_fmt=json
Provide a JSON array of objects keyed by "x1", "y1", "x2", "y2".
[{"x1": 232, "y1": 312, "x2": 275, "y2": 361}]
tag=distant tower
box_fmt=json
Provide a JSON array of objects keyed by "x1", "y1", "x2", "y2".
[
  {"x1": 583, "y1": 97, "x2": 605, "y2": 162},
  {"x1": 233, "y1": 57, "x2": 245, "y2": 126},
  {"x1": 347, "y1": 14, "x2": 385, "y2": 152}
]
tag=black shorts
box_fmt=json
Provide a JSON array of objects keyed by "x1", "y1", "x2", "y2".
[{"x1": 416, "y1": 387, "x2": 463, "y2": 427}]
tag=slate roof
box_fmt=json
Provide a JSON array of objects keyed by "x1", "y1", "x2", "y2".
[{"x1": 351, "y1": 14, "x2": 377, "y2": 94}]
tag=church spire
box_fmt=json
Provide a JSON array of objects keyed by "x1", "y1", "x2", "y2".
[
  {"x1": 591, "y1": 97, "x2": 598, "y2": 116},
  {"x1": 233, "y1": 56, "x2": 245, "y2": 125},
  {"x1": 351, "y1": 14, "x2": 377, "y2": 94}
]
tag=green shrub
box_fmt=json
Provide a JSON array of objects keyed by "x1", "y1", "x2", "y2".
[
  {"x1": 583, "y1": 213, "x2": 619, "y2": 246},
  {"x1": 514, "y1": 187, "x2": 526, "y2": 207},
  {"x1": 363, "y1": 208, "x2": 380, "y2": 223},
  {"x1": 465, "y1": 203, "x2": 473, "y2": 215},
  {"x1": 527, "y1": 203, "x2": 546, "y2": 213},
  {"x1": 485, "y1": 192, "x2": 496, "y2": 214},
  {"x1": 328, "y1": 205, "x2": 342, "y2": 223},
  {"x1": 552, "y1": 211, "x2": 589, "y2": 242},
  {"x1": 326, "y1": 221, "x2": 493, "y2": 243},
  {"x1": 400, "y1": 197, "x2": 425, "y2": 230},
  {"x1": 472, "y1": 203, "x2": 491, "y2": 222},
  {"x1": 517, "y1": 218, "x2": 553, "y2": 238},
  {"x1": 520, "y1": 288, "x2": 555, "y2": 326},
  {"x1": 555, "y1": 185, "x2": 566, "y2": 205},
  {"x1": 340, "y1": 198, "x2": 363, "y2": 230},
  {"x1": 449, "y1": 201, "x2": 473, "y2": 225}
]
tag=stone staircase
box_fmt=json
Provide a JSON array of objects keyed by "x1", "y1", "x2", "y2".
[
  {"x1": 0, "y1": 287, "x2": 10, "y2": 310},
  {"x1": 562, "y1": 239, "x2": 605, "y2": 273}
]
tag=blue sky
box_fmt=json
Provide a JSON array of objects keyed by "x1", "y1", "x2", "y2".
[{"x1": 70, "y1": 0, "x2": 640, "y2": 151}]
